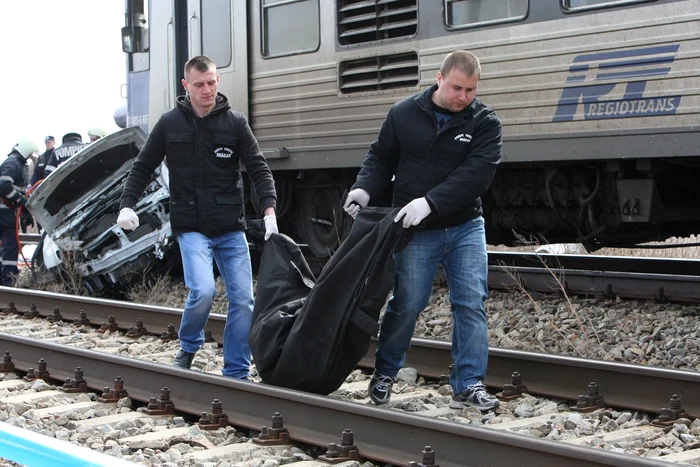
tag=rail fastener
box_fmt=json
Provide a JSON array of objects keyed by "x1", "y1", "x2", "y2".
[
  {"x1": 197, "y1": 398, "x2": 229, "y2": 430},
  {"x1": 143, "y1": 387, "x2": 175, "y2": 415},
  {"x1": 318, "y1": 429, "x2": 361, "y2": 463},
  {"x1": 23, "y1": 358, "x2": 50, "y2": 383},
  {"x1": 496, "y1": 371, "x2": 528, "y2": 401},
  {"x1": 652, "y1": 394, "x2": 690, "y2": 426},
  {"x1": 571, "y1": 381, "x2": 606, "y2": 412},
  {"x1": 126, "y1": 318, "x2": 148, "y2": 338},
  {"x1": 98, "y1": 315, "x2": 119, "y2": 333},
  {"x1": 98, "y1": 376, "x2": 129, "y2": 402},
  {"x1": 252, "y1": 412, "x2": 290, "y2": 445},
  {"x1": 408, "y1": 446, "x2": 439, "y2": 467},
  {"x1": 59, "y1": 367, "x2": 89, "y2": 393}
]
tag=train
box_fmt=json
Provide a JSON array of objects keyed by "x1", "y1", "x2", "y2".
[{"x1": 119, "y1": 0, "x2": 700, "y2": 257}]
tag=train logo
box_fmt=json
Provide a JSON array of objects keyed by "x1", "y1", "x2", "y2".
[{"x1": 553, "y1": 44, "x2": 682, "y2": 122}]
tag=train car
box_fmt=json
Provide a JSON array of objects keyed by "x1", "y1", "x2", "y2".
[{"x1": 120, "y1": 0, "x2": 700, "y2": 256}]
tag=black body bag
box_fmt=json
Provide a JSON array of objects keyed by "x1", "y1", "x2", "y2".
[{"x1": 249, "y1": 207, "x2": 409, "y2": 395}]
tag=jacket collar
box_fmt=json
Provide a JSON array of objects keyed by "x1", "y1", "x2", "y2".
[
  {"x1": 415, "y1": 84, "x2": 477, "y2": 118},
  {"x1": 176, "y1": 92, "x2": 231, "y2": 117}
]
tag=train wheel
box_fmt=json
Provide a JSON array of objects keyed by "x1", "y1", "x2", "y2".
[{"x1": 298, "y1": 173, "x2": 343, "y2": 258}]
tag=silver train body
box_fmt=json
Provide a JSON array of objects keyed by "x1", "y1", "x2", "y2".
[{"x1": 121, "y1": 0, "x2": 700, "y2": 256}]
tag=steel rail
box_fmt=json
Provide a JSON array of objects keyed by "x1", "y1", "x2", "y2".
[
  {"x1": 0, "y1": 332, "x2": 673, "y2": 467},
  {"x1": 2, "y1": 288, "x2": 699, "y2": 418},
  {"x1": 487, "y1": 266, "x2": 700, "y2": 302},
  {"x1": 487, "y1": 252, "x2": 700, "y2": 276},
  {"x1": 360, "y1": 338, "x2": 700, "y2": 419},
  {"x1": 18, "y1": 233, "x2": 41, "y2": 244}
]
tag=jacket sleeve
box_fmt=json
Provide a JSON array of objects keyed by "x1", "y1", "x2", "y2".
[
  {"x1": 425, "y1": 111, "x2": 502, "y2": 218},
  {"x1": 44, "y1": 151, "x2": 59, "y2": 177},
  {"x1": 352, "y1": 107, "x2": 400, "y2": 201},
  {"x1": 29, "y1": 153, "x2": 46, "y2": 186},
  {"x1": 119, "y1": 120, "x2": 167, "y2": 209},
  {"x1": 0, "y1": 159, "x2": 23, "y2": 202},
  {"x1": 237, "y1": 114, "x2": 276, "y2": 211}
]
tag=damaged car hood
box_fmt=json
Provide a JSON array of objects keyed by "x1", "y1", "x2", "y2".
[{"x1": 27, "y1": 127, "x2": 147, "y2": 233}]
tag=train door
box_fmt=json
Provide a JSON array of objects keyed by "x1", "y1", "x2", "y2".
[
  {"x1": 169, "y1": 0, "x2": 249, "y2": 117},
  {"x1": 197, "y1": 1, "x2": 249, "y2": 115}
]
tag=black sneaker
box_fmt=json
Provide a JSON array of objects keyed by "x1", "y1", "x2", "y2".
[
  {"x1": 172, "y1": 349, "x2": 196, "y2": 369},
  {"x1": 368, "y1": 372, "x2": 394, "y2": 405},
  {"x1": 450, "y1": 382, "x2": 500, "y2": 411}
]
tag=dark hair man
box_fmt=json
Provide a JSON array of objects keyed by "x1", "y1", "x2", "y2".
[
  {"x1": 29, "y1": 135, "x2": 55, "y2": 187},
  {"x1": 117, "y1": 55, "x2": 278, "y2": 379}
]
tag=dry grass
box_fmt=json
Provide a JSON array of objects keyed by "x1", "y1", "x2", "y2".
[{"x1": 498, "y1": 252, "x2": 606, "y2": 359}]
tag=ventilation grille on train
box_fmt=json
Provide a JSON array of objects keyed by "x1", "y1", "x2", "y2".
[
  {"x1": 337, "y1": 0, "x2": 418, "y2": 45},
  {"x1": 339, "y1": 53, "x2": 419, "y2": 94}
]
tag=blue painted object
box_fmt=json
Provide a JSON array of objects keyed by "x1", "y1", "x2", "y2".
[{"x1": 0, "y1": 421, "x2": 138, "y2": 466}]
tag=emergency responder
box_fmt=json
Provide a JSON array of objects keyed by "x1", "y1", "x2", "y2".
[
  {"x1": 29, "y1": 135, "x2": 55, "y2": 187},
  {"x1": 87, "y1": 126, "x2": 107, "y2": 143},
  {"x1": 0, "y1": 139, "x2": 38, "y2": 286},
  {"x1": 44, "y1": 132, "x2": 86, "y2": 177}
]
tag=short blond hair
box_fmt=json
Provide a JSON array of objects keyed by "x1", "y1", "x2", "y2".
[{"x1": 440, "y1": 50, "x2": 481, "y2": 78}]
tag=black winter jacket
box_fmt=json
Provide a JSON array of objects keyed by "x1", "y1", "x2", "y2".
[
  {"x1": 30, "y1": 148, "x2": 54, "y2": 186},
  {"x1": 120, "y1": 93, "x2": 276, "y2": 237},
  {"x1": 0, "y1": 151, "x2": 28, "y2": 226},
  {"x1": 45, "y1": 137, "x2": 86, "y2": 176},
  {"x1": 353, "y1": 84, "x2": 502, "y2": 229}
]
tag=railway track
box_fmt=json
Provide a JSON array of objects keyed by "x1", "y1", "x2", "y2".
[
  {"x1": 0, "y1": 330, "x2": 684, "y2": 467},
  {"x1": 19, "y1": 231, "x2": 700, "y2": 301},
  {"x1": 1, "y1": 289, "x2": 700, "y2": 465},
  {"x1": 2, "y1": 287, "x2": 700, "y2": 417}
]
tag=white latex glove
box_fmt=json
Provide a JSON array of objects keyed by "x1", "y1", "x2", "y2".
[
  {"x1": 264, "y1": 215, "x2": 278, "y2": 241},
  {"x1": 117, "y1": 207, "x2": 139, "y2": 231},
  {"x1": 395, "y1": 197, "x2": 431, "y2": 228},
  {"x1": 342, "y1": 188, "x2": 370, "y2": 219}
]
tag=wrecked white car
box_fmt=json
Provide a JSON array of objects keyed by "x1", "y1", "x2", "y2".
[{"x1": 26, "y1": 127, "x2": 178, "y2": 295}]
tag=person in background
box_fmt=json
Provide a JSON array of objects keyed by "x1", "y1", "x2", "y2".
[
  {"x1": 44, "y1": 132, "x2": 87, "y2": 177},
  {"x1": 116, "y1": 55, "x2": 278, "y2": 380},
  {"x1": 29, "y1": 135, "x2": 55, "y2": 187},
  {"x1": 343, "y1": 50, "x2": 502, "y2": 411},
  {"x1": 87, "y1": 126, "x2": 108, "y2": 143},
  {"x1": 0, "y1": 139, "x2": 38, "y2": 285}
]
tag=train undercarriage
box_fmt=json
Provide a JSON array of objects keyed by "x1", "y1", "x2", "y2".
[{"x1": 259, "y1": 157, "x2": 700, "y2": 257}]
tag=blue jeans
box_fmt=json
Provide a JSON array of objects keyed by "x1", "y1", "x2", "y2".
[
  {"x1": 177, "y1": 231, "x2": 254, "y2": 379},
  {"x1": 375, "y1": 217, "x2": 489, "y2": 394}
]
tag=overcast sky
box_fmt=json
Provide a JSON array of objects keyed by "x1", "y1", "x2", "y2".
[{"x1": 1, "y1": 1, "x2": 126, "y2": 158}]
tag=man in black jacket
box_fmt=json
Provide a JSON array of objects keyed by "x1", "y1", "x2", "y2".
[
  {"x1": 117, "y1": 55, "x2": 277, "y2": 380},
  {"x1": 1, "y1": 139, "x2": 38, "y2": 285},
  {"x1": 343, "y1": 50, "x2": 502, "y2": 411},
  {"x1": 44, "y1": 132, "x2": 87, "y2": 177},
  {"x1": 29, "y1": 135, "x2": 55, "y2": 187}
]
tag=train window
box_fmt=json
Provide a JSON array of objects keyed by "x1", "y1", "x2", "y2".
[
  {"x1": 445, "y1": 0, "x2": 527, "y2": 29},
  {"x1": 261, "y1": 0, "x2": 320, "y2": 57},
  {"x1": 339, "y1": 52, "x2": 419, "y2": 94},
  {"x1": 337, "y1": 0, "x2": 417, "y2": 46},
  {"x1": 562, "y1": 0, "x2": 655, "y2": 11},
  {"x1": 202, "y1": 0, "x2": 231, "y2": 68}
]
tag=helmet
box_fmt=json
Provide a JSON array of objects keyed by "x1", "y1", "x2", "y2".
[
  {"x1": 62, "y1": 132, "x2": 83, "y2": 143},
  {"x1": 15, "y1": 139, "x2": 39, "y2": 159},
  {"x1": 87, "y1": 126, "x2": 107, "y2": 139}
]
